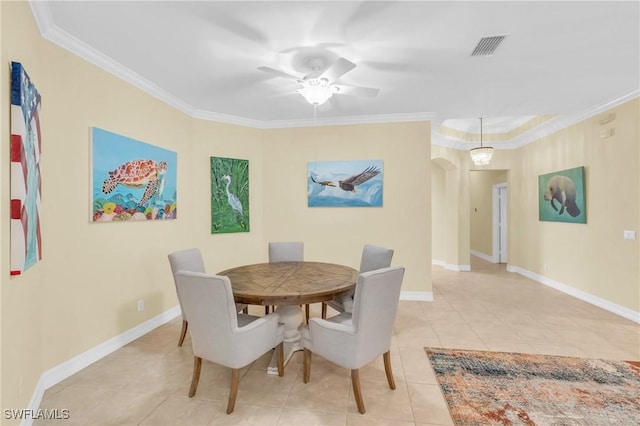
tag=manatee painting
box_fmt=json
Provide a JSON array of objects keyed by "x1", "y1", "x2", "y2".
[
  {"x1": 538, "y1": 167, "x2": 586, "y2": 223},
  {"x1": 544, "y1": 175, "x2": 580, "y2": 217}
]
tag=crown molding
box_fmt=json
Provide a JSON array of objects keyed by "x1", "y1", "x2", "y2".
[
  {"x1": 192, "y1": 109, "x2": 435, "y2": 129},
  {"x1": 28, "y1": 0, "x2": 53, "y2": 36},
  {"x1": 435, "y1": 90, "x2": 639, "y2": 150},
  {"x1": 28, "y1": 2, "x2": 435, "y2": 130},
  {"x1": 29, "y1": 1, "x2": 197, "y2": 117},
  {"x1": 431, "y1": 134, "x2": 473, "y2": 150},
  {"x1": 191, "y1": 109, "x2": 266, "y2": 128},
  {"x1": 27, "y1": 2, "x2": 639, "y2": 139},
  {"x1": 441, "y1": 116, "x2": 536, "y2": 134},
  {"x1": 502, "y1": 90, "x2": 639, "y2": 149},
  {"x1": 256, "y1": 112, "x2": 437, "y2": 129}
]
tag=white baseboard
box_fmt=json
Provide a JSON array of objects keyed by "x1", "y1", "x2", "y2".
[
  {"x1": 447, "y1": 264, "x2": 471, "y2": 272},
  {"x1": 401, "y1": 291, "x2": 433, "y2": 302},
  {"x1": 22, "y1": 306, "x2": 181, "y2": 426},
  {"x1": 507, "y1": 265, "x2": 640, "y2": 324},
  {"x1": 470, "y1": 250, "x2": 496, "y2": 263},
  {"x1": 432, "y1": 259, "x2": 470, "y2": 272}
]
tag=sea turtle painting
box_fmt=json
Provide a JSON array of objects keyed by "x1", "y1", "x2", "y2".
[{"x1": 102, "y1": 159, "x2": 167, "y2": 206}]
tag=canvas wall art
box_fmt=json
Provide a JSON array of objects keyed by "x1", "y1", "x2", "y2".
[
  {"x1": 308, "y1": 160, "x2": 383, "y2": 207},
  {"x1": 211, "y1": 156, "x2": 249, "y2": 233},
  {"x1": 538, "y1": 166, "x2": 586, "y2": 223},
  {"x1": 91, "y1": 127, "x2": 177, "y2": 222},
  {"x1": 10, "y1": 61, "x2": 42, "y2": 275}
]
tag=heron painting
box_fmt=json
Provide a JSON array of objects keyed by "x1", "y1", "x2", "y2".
[
  {"x1": 211, "y1": 157, "x2": 250, "y2": 233},
  {"x1": 308, "y1": 160, "x2": 383, "y2": 207}
]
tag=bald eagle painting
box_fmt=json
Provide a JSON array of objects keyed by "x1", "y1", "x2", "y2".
[{"x1": 308, "y1": 160, "x2": 383, "y2": 207}]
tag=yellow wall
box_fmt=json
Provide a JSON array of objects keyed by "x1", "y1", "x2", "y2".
[
  {"x1": 0, "y1": 1, "x2": 264, "y2": 415},
  {"x1": 436, "y1": 108, "x2": 638, "y2": 314},
  {"x1": 510, "y1": 98, "x2": 639, "y2": 312},
  {"x1": 431, "y1": 162, "x2": 446, "y2": 262},
  {"x1": 262, "y1": 123, "x2": 432, "y2": 292},
  {"x1": 0, "y1": 0, "x2": 4, "y2": 414},
  {"x1": 189, "y1": 119, "x2": 264, "y2": 272},
  {"x1": 2, "y1": 1, "x2": 47, "y2": 414},
  {"x1": 431, "y1": 146, "x2": 475, "y2": 269},
  {"x1": 38, "y1": 45, "x2": 194, "y2": 372},
  {"x1": 469, "y1": 170, "x2": 507, "y2": 257}
]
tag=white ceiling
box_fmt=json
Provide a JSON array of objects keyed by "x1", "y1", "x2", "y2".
[{"x1": 31, "y1": 1, "x2": 639, "y2": 147}]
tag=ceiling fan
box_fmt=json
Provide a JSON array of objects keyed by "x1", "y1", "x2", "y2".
[{"x1": 258, "y1": 57, "x2": 380, "y2": 106}]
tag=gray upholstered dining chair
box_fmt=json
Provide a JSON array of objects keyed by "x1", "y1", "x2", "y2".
[
  {"x1": 168, "y1": 248, "x2": 247, "y2": 346},
  {"x1": 268, "y1": 241, "x2": 304, "y2": 263},
  {"x1": 175, "y1": 270, "x2": 285, "y2": 414},
  {"x1": 322, "y1": 244, "x2": 394, "y2": 318},
  {"x1": 302, "y1": 266, "x2": 405, "y2": 414},
  {"x1": 267, "y1": 242, "x2": 307, "y2": 318}
]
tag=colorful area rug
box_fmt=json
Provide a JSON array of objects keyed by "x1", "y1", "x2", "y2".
[{"x1": 425, "y1": 348, "x2": 640, "y2": 425}]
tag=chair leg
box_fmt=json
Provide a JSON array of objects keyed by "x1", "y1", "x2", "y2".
[
  {"x1": 178, "y1": 320, "x2": 188, "y2": 347},
  {"x1": 242, "y1": 306, "x2": 249, "y2": 314},
  {"x1": 305, "y1": 304, "x2": 310, "y2": 323},
  {"x1": 276, "y1": 342, "x2": 284, "y2": 377},
  {"x1": 265, "y1": 306, "x2": 270, "y2": 315},
  {"x1": 303, "y1": 349, "x2": 312, "y2": 383},
  {"x1": 227, "y1": 369, "x2": 240, "y2": 414},
  {"x1": 383, "y1": 351, "x2": 396, "y2": 390},
  {"x1": 351, "y1": 369, "x2": 366, "y2": 414},
  {"x1": 321, "y1": 302, "x2": 327, "y2": 319},
  {"x1": 188, "y1": 356, "x2": 202, "y2": 397}
]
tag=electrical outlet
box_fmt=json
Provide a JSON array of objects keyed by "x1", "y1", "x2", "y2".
[
  {"x1": 623, "y1": 230, "x2": 636, "y2": 240},
  {"x1": 137, "y1": 299, "x2": 144, "y2": 312}
]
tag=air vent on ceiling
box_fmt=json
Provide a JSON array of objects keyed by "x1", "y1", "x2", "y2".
[{"x1": 471, "y1": 35, "x2": 507, "y2": 56}]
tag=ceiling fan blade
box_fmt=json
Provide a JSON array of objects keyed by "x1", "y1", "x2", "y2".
[
  {"x1": 334, "y1": 85, "x2": 380, "y2": 98},
  {"x1": 257, "y1": 66, "x2": 302, "y2": 82},
  {"x1": 319, "y1": 57, "x2": 356, "y2": 83}
]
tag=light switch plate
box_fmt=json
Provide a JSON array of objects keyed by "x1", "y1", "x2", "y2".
[{"x1": 623, "y1": 230, "x2": 636, "y2": 240}]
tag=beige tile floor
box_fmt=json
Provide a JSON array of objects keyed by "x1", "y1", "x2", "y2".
[{"x1": 36, "y1": 258, "x2": 640, "y2": 425}]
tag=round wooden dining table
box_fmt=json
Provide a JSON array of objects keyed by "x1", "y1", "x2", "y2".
[{"x1": 218, "y1": 261, "x2": 358, "y2": 374}]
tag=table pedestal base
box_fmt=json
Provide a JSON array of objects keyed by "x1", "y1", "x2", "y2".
[
  {"x1": 266, "y1": 304, "x2": 304, "y2": 375},
  {"x1": 267, "y1": 340, "x2": 302, "y2": 375}
]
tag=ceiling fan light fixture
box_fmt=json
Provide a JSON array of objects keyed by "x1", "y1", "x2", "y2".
[
  {"x1": 470, "y1": 117, "x2": 494, "y2": 166},
  {"x1": 297, "y1": 78, "x2": 338, "y2": 106}
]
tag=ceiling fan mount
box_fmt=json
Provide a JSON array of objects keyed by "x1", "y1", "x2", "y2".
[{"x1": 306, "y1": 57, "x2": 326, "y2": 73}]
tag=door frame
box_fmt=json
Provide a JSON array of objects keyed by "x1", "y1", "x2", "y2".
[{"x1": 492, "y1": 182, "x2": 508, "y2": 263}]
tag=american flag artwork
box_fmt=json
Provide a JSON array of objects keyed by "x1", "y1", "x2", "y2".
[{"x1": 10, "y1": 62, "x2": 42, "y2": 276}]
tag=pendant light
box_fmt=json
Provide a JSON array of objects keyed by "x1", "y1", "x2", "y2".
[{"x1": 470, "y1": 117, "x2": 494, "y2": 166}]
